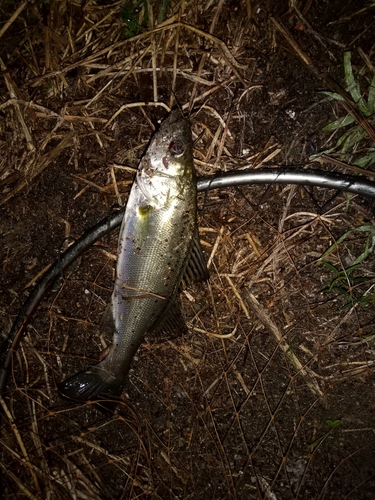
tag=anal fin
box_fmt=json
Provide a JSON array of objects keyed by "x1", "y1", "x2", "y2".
[{"x1": 150, "y1": 296, "x2": 188, "y2": 340}]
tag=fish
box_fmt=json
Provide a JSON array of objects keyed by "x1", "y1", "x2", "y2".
[{"x1": 58, "y1": 109, "x2": 208, "y2": 400}]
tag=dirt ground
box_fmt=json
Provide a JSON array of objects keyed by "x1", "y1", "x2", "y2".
[{"x1": 1, "y1": 1, "x2": 375, "y2": 499}]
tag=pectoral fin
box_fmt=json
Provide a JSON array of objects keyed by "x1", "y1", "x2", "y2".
[{"x1": 100, "y1": 302, "x2": 115, "y2": 337}]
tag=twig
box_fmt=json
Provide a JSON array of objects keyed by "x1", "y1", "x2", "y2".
[
  {"x1": 105, "y1": 101, "x2": 170, "y2": 129},
  {"x1": 196, "y1": 105, "x2": 234, "y2": 138},
  {"x1": 0, "y1": 132, "x2": 74, "y2": 207},
  {"x1": 0, "y1": 396, "x2": 41, "y2": 494},
  {"x1": 70, "y1": 173, "x2": 107, "y2": 193},
  {"x1": 112, "y1": 46, "x2": 152, "y2": 92},
  {"x1": 246, "y1": 292, "x2": 323, "y2": 396},
  {"x1": 208, "y1": 325, "x2": 238, "y2": 339},
  {"x1": 207, "y1": 227, "x2": 225, "y2": 268},
  {"x1": 0, "y1": 462, "x2": 39, "y2": 500},
  {"x1": 110, "y1": 164, "x2": 122, "y2": 206},
  {"x1": 0, "y1": 59, "x2": 35, "y2": 151},
  {"x1": 357, "y1": 47, "x2": 375, "y2": 73},
  {"x1": 0, "y1": 0, "x2": 27, "y2": 39},
  {"x1": 36, "y1": 113, "x2": 107, "y2": 123},
  {"x1": 29, "y1": 20, "x2": 246, "y2": 87},
  {"x1": 292, "y1": 6, "x2": 345, "y2": 49},
  {"x1": 184, "y1": 76, "x2": 237, "y2": 113},
  {"x1": 317, "y1": 154, "x2": 375, "y2": 180},
  {"x1": 225, "y1": 275, "x2": 250, "y2": 319}
]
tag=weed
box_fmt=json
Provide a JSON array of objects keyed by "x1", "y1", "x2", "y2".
[
  {"x1": 120, "y1": 0, "x2": 171, "y2": 38},
  {"x1": 314, "y1": 51, "x2": 375, "y2": 168},
  {"x1": 320, "y1": 225, "x2": 375, "y2": 307},
  {"x1": 308, "y1": 419, "x2": 341, "y2": 451}
]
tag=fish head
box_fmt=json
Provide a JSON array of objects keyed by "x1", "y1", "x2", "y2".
[{"x1": 137, "y1": 110, "x2": 195, "y2": 207}]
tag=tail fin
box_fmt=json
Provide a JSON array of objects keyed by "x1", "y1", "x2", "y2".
[{"x1": 58, "y1": 364, "x2": 124, "y2": 401}]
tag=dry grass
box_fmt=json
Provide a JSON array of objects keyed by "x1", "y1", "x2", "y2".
[{"x1": 1, "y1": 1, "x2": 375, "y2": 499}]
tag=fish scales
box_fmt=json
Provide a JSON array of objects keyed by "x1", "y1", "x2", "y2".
[
  {"x1": 58, "y1": 110, "x2": 202, "y2": 401},
  {"x1": 109, "y1": 166, "x2": 196, "y2": 368}
]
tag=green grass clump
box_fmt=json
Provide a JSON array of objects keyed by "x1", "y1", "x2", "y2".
[
  {"x1": 316, "y1": 51, "x2": 375, "y2": 168},
  {"x1": 320, "y1": 225, "x2": 375, "y2": 308}
]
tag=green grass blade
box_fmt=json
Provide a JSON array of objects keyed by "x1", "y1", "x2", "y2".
[
  {"x1": 336, "y1": 127, "x2": 357, "y2": 147},
  {"x1": 353, "y1": 149, "x2": 375, "y2": 168},
  {"x1": 322, "y1": 115, "x2": 355, "y2": 131},
  {"x1": 319, "y1": 225, "x2": 375, "y2": 261},
  {"x1": 321, "y1": 261, "x2": 340, "y2": 275},
  {"x1": 319, "y1": 91, "x2": 345, "y2": 101},
  {"x1": 341, "y1": 127, "x2": 366, "y2": 154},
  {"x1": 367, "y1": 72, "x2": 375, "y2": 111},
  {"x1": 352, "y1": 234, "x2": 375, "y2": 266},
  {"x1": 344, "y1": 51, "x2": 371, "y2": 116}
]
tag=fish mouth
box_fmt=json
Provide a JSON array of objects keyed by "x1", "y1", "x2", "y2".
[
  {"x1": 163, "y1": 108, "x2": 186, "y2": 125},
  {"x1": 153, "y1": 109, "x2": 190, "y2": 151},
  {"x1": 135, "y1": 110, "x2": 192, "y2": 206}
]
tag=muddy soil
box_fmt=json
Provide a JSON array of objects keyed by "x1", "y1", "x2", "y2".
[{"x1": 0, "y1": 1, "x2": 375, "y2": 499}]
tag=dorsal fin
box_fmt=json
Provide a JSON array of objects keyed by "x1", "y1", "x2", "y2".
[{"x1": 182, "y1": 228, "x2": 209, "y2": 287}]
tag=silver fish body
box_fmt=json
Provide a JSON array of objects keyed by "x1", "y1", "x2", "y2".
[{"x1": 58, "y1": 110, "x2": 204, "y2": 400}]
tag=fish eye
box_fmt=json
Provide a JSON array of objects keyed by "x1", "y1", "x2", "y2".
[{"x1": 169, "y1": 140, "x2": 186, "y2": 157}]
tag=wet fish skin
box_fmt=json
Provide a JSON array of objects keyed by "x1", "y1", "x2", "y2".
[{"x1": 58, "y1": 110, "x2": 198, "y2": 400}]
